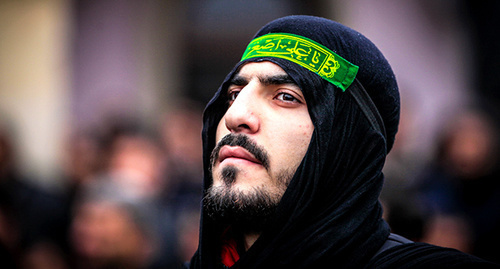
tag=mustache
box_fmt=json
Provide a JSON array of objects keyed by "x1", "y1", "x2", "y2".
[{"x1": 210, "y1": 134, "x2": 270, "y2": 171}]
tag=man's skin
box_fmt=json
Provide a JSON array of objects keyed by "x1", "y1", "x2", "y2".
[{"x1": 210, "y1": 61, "x2": 314, "y2": 250}]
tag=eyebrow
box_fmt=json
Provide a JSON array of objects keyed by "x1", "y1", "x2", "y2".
[{"x1": 229, "y1": 73, "x2": 297, "y2": 87}]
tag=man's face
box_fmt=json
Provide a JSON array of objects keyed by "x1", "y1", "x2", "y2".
[{"x1": 205, "y1": 61, "x2": 314, "y2": 230}]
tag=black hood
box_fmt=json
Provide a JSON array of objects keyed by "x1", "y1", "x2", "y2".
[{"x1": 191, "y1": 15, "x2": 400, "y2": 268}]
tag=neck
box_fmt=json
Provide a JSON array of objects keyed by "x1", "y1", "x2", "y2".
[{"x1": 243, "y1": 232, "x2": 260, "y2": 250}]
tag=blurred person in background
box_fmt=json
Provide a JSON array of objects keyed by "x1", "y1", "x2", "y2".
[
  {"x1": 88, "y1": 117, "x2": 183, "y2": 268},
  {"x1": 416, "y1": 106, "x2": 500, "y2": 263},
  {"x1": 102, "y1": 119, "x2": 167, "y2": 199},
  {"x1": 70, "y1": 178, "x2": 157, "y2": 269}
]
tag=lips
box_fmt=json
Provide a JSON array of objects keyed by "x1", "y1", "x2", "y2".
[{"x1": 218, "y1": 146, "x2": 262, "y2": 165}]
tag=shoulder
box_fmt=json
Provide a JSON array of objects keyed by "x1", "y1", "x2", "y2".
[{"x1": 368, "y1": 236, "x2": 499, "y2": 269}]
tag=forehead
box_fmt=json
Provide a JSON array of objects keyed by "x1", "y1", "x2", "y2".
[
  {"x1": 233, "y1": 61, "x2": 290, "y2": 80},
  {"x1": 228, "y1": 61, "x2": 304, "y2": 96}
]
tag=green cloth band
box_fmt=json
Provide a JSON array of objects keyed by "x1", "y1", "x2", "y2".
[{"x1": 241, "y1": 33, "x2": 359, "y2": 92}]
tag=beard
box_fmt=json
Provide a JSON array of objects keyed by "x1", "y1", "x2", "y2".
[
  {"x1": 203, "y1": 184, "x2": 282, "y2": 233},
  {"x1": 204, "y1": 166, "x2": 295, "y2": 233},
  {"x1": 204, "y1": 133, "x2": 296, "y2": 233}
]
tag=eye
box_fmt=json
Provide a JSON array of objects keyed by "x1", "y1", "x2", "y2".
[
  {"x1": 227, "y1": 90, "x2": 240, "y2": 104},
  {"x1": 275, "y1": 92, "x2": 300, "y2": 103}
]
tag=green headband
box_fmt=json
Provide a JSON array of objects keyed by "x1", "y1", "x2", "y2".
[{"x1": 241, "y1": 33, "x2": 359, "y2": 92}]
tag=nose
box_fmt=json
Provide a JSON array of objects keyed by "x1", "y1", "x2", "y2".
[{"x1": 223, "y1": 86, "x2": 260, "y2": 134}]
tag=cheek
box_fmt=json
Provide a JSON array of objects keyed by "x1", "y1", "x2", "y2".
[
  {"x1": 290, "y1": 116, "x2": 314, "y2": 147},
  {"x1": 292, "y1": 128, "x2": 313, "y2": 158},
  {"x1": 271, "y1": 121, "x2": 313, "y2": 169}
]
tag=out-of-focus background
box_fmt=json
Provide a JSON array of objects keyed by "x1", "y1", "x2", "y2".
[{"x1": 1, "y1": 0, "x2": 499, "y2": 268}]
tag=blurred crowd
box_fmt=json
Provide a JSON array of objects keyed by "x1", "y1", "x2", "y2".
[
  {"x1": 0, "y1": 99, "x2": 204, "y2": 269},
  {"x1": 1, "y1": 96, "x2": 500, "y2": 268},
  {"x1": 382, "y1": 102, "x2": 500, "y2": 264}
]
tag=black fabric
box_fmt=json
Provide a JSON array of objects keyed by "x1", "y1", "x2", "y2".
[
  {"x1": 348, "y1": 79, "x2": 387, "y2": 142},
  {"x1": 368, "y1": 234, "x2": 498, "y2": 268},
  {"x1": 189, "y1": 15, "x2": 497, "y2": 268},
  {"x1": 371, "y1": 233, "x2": 413, "y2": 259},
  {"x1": 369, "y1": 242, "x2": 499, "y2": 268}
]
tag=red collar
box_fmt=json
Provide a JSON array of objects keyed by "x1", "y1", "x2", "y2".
[{"x1": 221, "y1": 228, "x2": 240, "y2": 267}]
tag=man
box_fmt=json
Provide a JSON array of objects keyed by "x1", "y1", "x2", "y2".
[{"x1": 188, "y1": 15, "x2": 498, "y2": 268}]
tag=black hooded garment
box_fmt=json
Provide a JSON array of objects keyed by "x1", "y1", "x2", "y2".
[{"x1": 189, "y1": 15, "x2": 499, "y2": 269}]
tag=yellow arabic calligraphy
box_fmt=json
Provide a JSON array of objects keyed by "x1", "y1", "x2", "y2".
[{"x1": 319, "y1": 55, "x2": 340, "y2": 78}]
